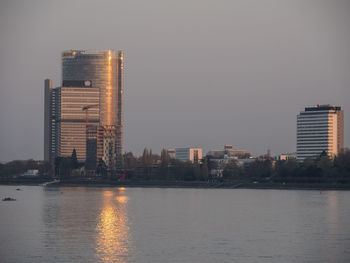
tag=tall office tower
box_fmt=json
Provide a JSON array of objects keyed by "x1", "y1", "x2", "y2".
[
  {"x1": 296, "y1": 105, "x2": 344, "y2": 160},
  {"x1": 61, "y1": 50, "x2": 124, "y2": 170}
]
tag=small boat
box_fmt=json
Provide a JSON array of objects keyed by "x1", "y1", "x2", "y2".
[
  {"x1": 16, "y1": 188, "x2": 22, "y2": 191},
  {"x1": 2, "y1": 197, "x2": 16, "y2": 201}
]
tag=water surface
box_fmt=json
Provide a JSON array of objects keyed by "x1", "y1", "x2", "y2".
[{"x1": 1, "y1": 186, "x2": 349, "y2": 263}]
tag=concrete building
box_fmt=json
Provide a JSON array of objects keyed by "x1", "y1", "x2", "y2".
[
  {"x1": 175, "y1": 148, "x2": 202, "y2": 163},
  {"x1": 297, "y1": 105, "x2": 344, "y2": 160},
  {"x1": 44, "y1": 50, "x2": 124, "y2": 171}
]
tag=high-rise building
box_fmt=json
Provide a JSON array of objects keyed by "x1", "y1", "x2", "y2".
[
  {"x1": 296, "y1": 105, "x2": 344, "y2": 160},
  {"x1": 44, "y1": 49, "x2": 124, "y2": 171},
  {"x1": 44, "y1": 79, "x2": 53, "y2": 162}
]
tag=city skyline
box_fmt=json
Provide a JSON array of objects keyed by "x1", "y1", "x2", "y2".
[{"x1": 1, "y1": 0, "x2": 350, "y2": 162}]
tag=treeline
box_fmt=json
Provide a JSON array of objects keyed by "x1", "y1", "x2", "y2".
[
  {"x1": 222, "y1": 149, "x2": 350, "y2": 183},
  {"x1": 123, "y1": 148, "x2": 209, "y2": 181},
  {"x1": 0, "y1": 159, "x2": 50, "y2": 177},
  {"x1": 123, "y1": 148, "x2": 350, "y2": 183},
  {"x1": 1, "y1": 148, "x2": 349, "y2": 184}
]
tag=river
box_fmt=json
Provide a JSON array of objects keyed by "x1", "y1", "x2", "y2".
[{"x1": 0, "y1": 186, "x2": 349, "y2": 262}]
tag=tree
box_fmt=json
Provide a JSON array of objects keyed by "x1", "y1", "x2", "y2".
[
  {"x1": 124, "y1": 152, "x2": 137, "y2": 169},
  {"x1": 142, "y1": 148, "x2": 151, "y2": 166},
  {"x1": 71, "y1": 149, "x2": 78, "y2": 169},
  {"x1": 159, "y1": 149, "x2": 170, "y2": 180},
  {"x1": 317, "y1": 155, "x2": 333, "y2": 177},
  {"x1": 96, "y1": 158, "x2": 108, "y2": 178},
  {"x1": 59, "y1": 157, "x2": 73, "y2": 178},
  {"x1": 193, "y1": 163, "x2": 201, "y2": 181},
  {"x1": 142, "y1": 148, "x2": 154, "y2": 179},
  {"x1": 244, "y1": 159, "x2": 272, "y2": 178},
  {"x1": 274, "y1": 159, "x2": 298, "y2": 178},
  {"x1": 334, "y1": 148, "x2": 350, "y2": 177},
  {"x1": 223, "y1": 160, "x2": 242, "y2": 181},
  {"x1": 160, "y1": 149, "x2": 170, "y2": 165},
  {"x1": 200, "y1": 157, "x2": 209, "y2": 181}
]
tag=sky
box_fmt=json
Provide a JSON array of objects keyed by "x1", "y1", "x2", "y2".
[{"x1": 0, "y1": 0, "x2": 349, "y2": 162}]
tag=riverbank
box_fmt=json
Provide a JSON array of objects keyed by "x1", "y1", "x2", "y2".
[
  {"x1": 54, "y1": 181, "x2": 350, "y2": 190},
  {"x1": 1, "y1": 178, "x2": 350, "y2": 190}
]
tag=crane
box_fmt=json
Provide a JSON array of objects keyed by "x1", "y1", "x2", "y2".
[{"x1": 82, "y1": 104, "x2": 99, "y2": 126}]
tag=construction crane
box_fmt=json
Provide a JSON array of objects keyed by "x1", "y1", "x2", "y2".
[{"x1": 82, "y1": 104, "x2": 99, "y2": 126}]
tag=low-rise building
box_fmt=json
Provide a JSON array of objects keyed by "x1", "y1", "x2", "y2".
[
  {"x1": 207, "y1": 144, "x2": 251, "y2": 159},
  {"x1": 175, "y1": 147, "x2": 202, "y2": 163},
  {"x1": 279, "y1": 153, "x2": 296, "y2": 161},
  {"x1": 21, "y1": 169, "x2": 39, "y2": 177},
  {"x1": 167, "y1": 148, "x2": 176, "y2": 159}
]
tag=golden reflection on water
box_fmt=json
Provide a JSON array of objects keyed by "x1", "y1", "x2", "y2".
[
  {"x1": 96, "y1": 188, "x2": 131, "y2": 263},
  {"x1": 326, "y1": 191, "x2": 341, "y2": 263},
  {"x1": 327, "y1": 191, "x2": 339, "y2": 234}
]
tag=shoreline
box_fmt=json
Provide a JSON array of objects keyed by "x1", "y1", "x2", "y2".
[{"x1": 1, "y1": 179, "x2": 350, "y2": 190}]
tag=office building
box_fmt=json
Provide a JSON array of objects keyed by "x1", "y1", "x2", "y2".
[
  {"x1": 296, "y1": 105, "x2": 344, "y2": 160},
  {"x1": 175, "y1": 148, "x2": 202, "y2": 163},
  {"x1": 44, "y1": 49, "x2": 124, "y2": 171},
  {"x1": 45, "y1": 85, "x2": 100, "y2": 161}
]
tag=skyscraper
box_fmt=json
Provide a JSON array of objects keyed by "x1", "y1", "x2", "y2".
[
  {"x1": 44, "y1": 50, "x2": 124, "y2": 172},
  {"x1": 296, "y1": 105, "x2": 344, "y2": 160}
]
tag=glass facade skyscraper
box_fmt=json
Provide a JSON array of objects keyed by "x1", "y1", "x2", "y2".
[
  {"x1": 62, "y1": 50, "x2": 124, "y2": 127},
  {"x1": 62, "y1": 50, "x2": 124, "y2": 169},
  {"x1": 45, "y1": 50, "x2": 124, "y2": 171}
]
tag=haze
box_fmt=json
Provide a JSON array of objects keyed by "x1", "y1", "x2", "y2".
[{"x1": 0, "y1": 0, "x2": 349, "y2": 162}]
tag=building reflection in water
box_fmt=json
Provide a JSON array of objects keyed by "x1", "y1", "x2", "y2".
[
  {"x1": 326, "y1": 191, "x2": 342, "y2": 263},
  {"x1": 327, "y1": 191, "x2": 339, "y2": 235},
  {"x1": 95, "y1": 188, "x2": 132, "y2": 263}
]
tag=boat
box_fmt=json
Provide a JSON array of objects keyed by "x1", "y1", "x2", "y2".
[{"x1": 2, "y1": 197, "x2": 16, "y2": 201}]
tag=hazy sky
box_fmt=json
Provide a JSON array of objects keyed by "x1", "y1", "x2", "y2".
[{"x1": 0, "y1": 0, "x2": 349, "y2": 161}]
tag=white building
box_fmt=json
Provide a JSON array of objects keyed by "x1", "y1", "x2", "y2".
[
  {"x1": 167, "y1": 149, "x2": 175, "y2": 159},
  {"x1": 21, "y1": 169, "x2": 39, "y2": 177},
  {"x1": 297, "y1": 105, "x2": 344, "y2": 160},
  {"x1": 175, "y1": 148, "x2": 202, "y2": 163}
]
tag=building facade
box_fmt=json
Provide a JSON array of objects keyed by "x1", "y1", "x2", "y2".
[
  {"x1": 44, "y1": 79, "x2": 54, "y2": 162},
  {"x1": 44, "y1": 49, "x2": 124, "y2": 171},
  {"x1": 45, "y1": 85, "x2": 100, "y2": 161},
  {"x1": 296, "y1": 105, "x2": 344, "y2": 160},
  {"x1": 175, "y1": 148, "x2": 202, "y2": 163}
]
